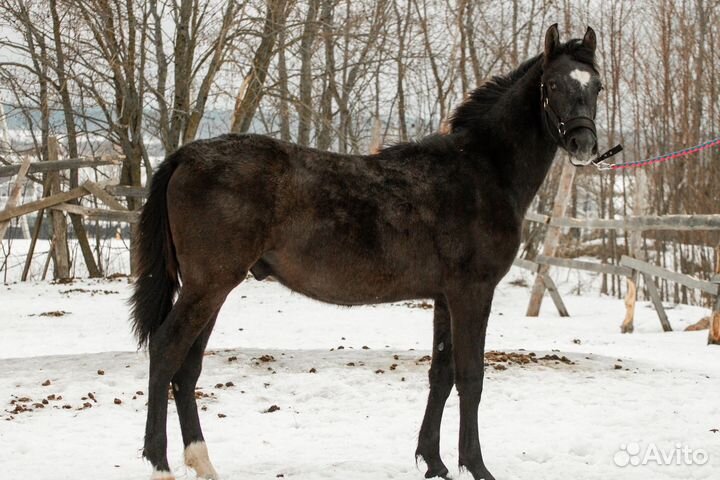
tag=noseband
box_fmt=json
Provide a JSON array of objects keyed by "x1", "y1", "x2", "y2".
[
  {"x1": 540, "y1": 81, "x2": 623, "y2": 168},
  {"x1": 540, "y1": 82, "x2": 597, "y2": 149}
]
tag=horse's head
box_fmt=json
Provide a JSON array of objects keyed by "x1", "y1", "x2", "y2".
[{"x1": 541, "y1": 24, "x2": 602, "y2": 166}]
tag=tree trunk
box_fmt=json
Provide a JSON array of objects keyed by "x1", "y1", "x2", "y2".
[
  {"x1": 230, "y1": 0, "x2": 288, "y2": 133},
  {"x1": 316, "y1": 0, "x2": 336, "y2": 150},
  {"x1": 48, "y1": 137, "x2": 70, "y2": 280},
  {"x1": 297, "y1": 0, "x2": 321, "y2": 146},
  {"x1": 277, "y1": 26, "x2": 291, "y2": 141},
  {"x1": 49, "y1": 0, "x2": 100, "y2": 277}
]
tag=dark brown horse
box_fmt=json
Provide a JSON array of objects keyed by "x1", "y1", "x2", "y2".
[{"x1": 131, "y1": 25, "x2": 603, "y2": 480}]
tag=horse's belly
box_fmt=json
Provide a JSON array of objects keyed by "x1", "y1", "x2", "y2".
[{"x1": 252, "y1": 250, "x2": 438, "y2": 305}]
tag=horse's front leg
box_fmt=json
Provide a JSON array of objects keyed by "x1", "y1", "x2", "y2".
[
  {"x1": 446, "y1": 282, "x2": 496, "y2": 480},
  {"x1": 416, "y1": 296, "x2": 454, "y2": 478}
]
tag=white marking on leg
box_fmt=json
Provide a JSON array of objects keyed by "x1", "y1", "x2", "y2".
[
  {"x1": 569, "y1": 69, "x2": 591, "y2": 88},
  {"x1": 151, "y1": 468, "x2": 175, "y2": 480},
  {"x1": 185, "y1": 441, "x2": 220, "y2": 480}
]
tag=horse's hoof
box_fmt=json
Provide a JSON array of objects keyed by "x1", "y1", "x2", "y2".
[
  {"x1": 424, "y1": 465, "x2": 450, "y2": 479},
  {"x1": 459, "y1": 461, "x2": 495, "y2": 480},
  {"x1": 185, "y1": 441, "x2": 220, "y2": 479},
  {"x1": 417, "y1": 452, "x2": 450, "y2": 479},
  {"x1": 150, "y1": 469, "x2": 176, "y2": 480}
]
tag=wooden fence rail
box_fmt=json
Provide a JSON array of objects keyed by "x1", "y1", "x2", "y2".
[
  {"x1": 524, "y1": 211, "x2": 720, "y2": 231},
  {"x1": 0, "y1": 157, "x2": 123, "y2": 177}
]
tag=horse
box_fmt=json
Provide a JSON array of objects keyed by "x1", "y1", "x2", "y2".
[{"x1": 131, "y1": 24, "x2": 603, "y2": 480}]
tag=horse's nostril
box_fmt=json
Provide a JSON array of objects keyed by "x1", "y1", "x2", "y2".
[
  {"x1": 569, "y1": 138, "x2": 579, "y2": 152},
  {"x1": 593, "y1": 143, "x2": 598, "y2": 154}
]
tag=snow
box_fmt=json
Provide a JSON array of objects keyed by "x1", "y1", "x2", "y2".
[{"x1": 1, "y1": 269, "x2": 719, "y2": 480}]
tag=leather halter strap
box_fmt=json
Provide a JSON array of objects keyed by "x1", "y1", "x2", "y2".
[
  {"x1": 540, "y1": 82, "x2": 597, "y2": 149},
  {"x1": 540, "y1": 81, "x2": 624, "y2": 168}
]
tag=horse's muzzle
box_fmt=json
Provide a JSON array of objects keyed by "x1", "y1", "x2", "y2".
[{"x1": 567, "y1": 129, "x2": 598, "y2": 166}]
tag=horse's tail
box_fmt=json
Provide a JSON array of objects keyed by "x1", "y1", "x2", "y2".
[{"x1": 130, "y1": 151, "x2": 182, "y2": 348}]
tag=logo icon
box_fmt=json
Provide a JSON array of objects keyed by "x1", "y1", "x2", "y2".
[{"x1": 614, "y1": 442, "x2": 709, "y2": 467}]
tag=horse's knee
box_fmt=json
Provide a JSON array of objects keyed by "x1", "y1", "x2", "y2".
[
  {"x1": 454, "y1": 374, "x2": 484, "y2": 398},
  {"x1": 428, "y1": 362, "x2": 453, "y2": 391}
]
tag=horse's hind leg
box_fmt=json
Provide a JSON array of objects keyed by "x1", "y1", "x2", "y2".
[
  {"x1": 416, "y1": 296, "x2": 454, "y2": 479},
  {"x1": 173, "y1": 313, "x2": 220, "y2": 479},
  {"x1": 144, "y1": 283, "x2": 238, "y2": 479}
]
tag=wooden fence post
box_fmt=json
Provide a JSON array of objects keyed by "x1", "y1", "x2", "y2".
[
  {"x1": 621, "y1": 271, "x2": 638, "y2": 333},
  {"x1": 641, "y1": 272, "x2": 672, "y2": 332},
  {"x1": 622, "y1": 169, "x2": 648, "y2": 333},
  {"x1": 709, "y1": 295, "x2": 720, "y2": 345},
  {"x1": 0, "y1": 156, "x2": 31, "y2": 240},
  {"x1": 710, "y1": 252, "x2": 720, "y2": 345},
  {"x1": 47, "y1": 137, "x2": 71, "y2": 279},
  {"x1": 526, "y1": 158, "x2": 575, "y2": 316}
]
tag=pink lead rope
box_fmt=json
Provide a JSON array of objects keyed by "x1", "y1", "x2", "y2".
[{"x1": 594, "y1": 136, "x2": 720, "y2": 171}]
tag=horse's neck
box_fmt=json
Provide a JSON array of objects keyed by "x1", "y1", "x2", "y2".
[{"x1": 494, "y1": 62, "x2": 559, "y2": 215}]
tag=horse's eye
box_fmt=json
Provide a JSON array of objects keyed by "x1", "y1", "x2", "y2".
[{"x1": 549, "y1": 81, "x2": 558, "y2": 91}]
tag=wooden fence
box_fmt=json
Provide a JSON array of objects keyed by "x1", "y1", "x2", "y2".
[
  {"x1": 0, "y1": 146, "x2": 138, "y2": 281},
  {"x1": 516, "y1": 214, "x2": 720, "y2": 345}
]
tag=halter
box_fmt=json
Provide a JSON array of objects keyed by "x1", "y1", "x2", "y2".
[{"x1": 540, "y1": 81, "x2": 623, "y2": 169}]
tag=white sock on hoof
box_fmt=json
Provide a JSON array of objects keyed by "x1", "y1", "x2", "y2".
[
  {"x1": 185, "y1": 441, "x2": 220, "y2": 480},
  {"x1": 151, "y1": 468, "x2": 175, "y2": 480}
]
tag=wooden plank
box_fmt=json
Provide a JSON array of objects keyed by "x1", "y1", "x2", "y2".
[
  {"x1": 710, "y1": 295, "x2": 720, "y2": 345},
  {"x1": 0, "y1": 157, "x2": 123, "y2": 177},
  {"x1": 21, "y1": 176, "x2": 52, "y2": 281},
  {"x1": 21, "y1": 208, "x2": 44, "y2": 281},
  {"x1": 0, "y1": 186, "x2": 90, "y2": 223},
  {"x1": 512, "y1": 257, "x2": 539, "y2": 273},
  {"x1": 620, "y1": 255, "x2": 719, "y2": 295},
  {"x1": 524, "y1": 213, "x2": 720, "y2": 231},
  {"x1": 82, "y1": 181, "x2": 128, "y2": 211},
  {"x1": 623, "y1": 170, "x2": 647, "y2": 337},
  {"x1": 710, "y1": 249, "x2": 720, "y2": 345},
  {"x1": 526, "y1": 159, "x2": 577, "y2": 316},
  {"x1": 621, "y1": 271, "x2": 638, "y2": 334},
  {"x1": 642, "y1": 272, "x2": 673, "y2": 332},
  {"x1": 540, "y1": 272, "x2": 570, "y2": 317},
  {"x1": 524, "y1": 211, "x2": 550, "y2": 225},
  {"x1": 50, "y1": 204, "x2": 139, "y2": 223},
  {"x1": 105, "y1": 184, "x2": 148, "y2": 198},
  {"x1": 0, "y1": 155, "x2": 31, "y2": 240},
  {"x1": 535, "y1": 254, "x2": 633, "y2": 277}
]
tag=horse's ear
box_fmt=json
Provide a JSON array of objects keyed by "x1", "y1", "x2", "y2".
[
  {"x1": 583, "y1": 26, "x2": 597, "y2": 53},
  {"x1": 544, "y1": 23, "x2": 560, "y2": 58}
]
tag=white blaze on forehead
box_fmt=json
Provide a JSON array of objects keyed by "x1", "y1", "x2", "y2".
[{"x1": 569, "y1": 69, "x2": 592, "y2": 88}]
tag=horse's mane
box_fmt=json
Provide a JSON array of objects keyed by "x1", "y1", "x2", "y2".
[{"x1": 448, "y1": 39, "x2": 596, "y2": 133}]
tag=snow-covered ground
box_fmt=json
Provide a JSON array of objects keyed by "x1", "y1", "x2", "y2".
[{"x1": 1, "y1": 269, "x2": 718, "y2": 480}]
